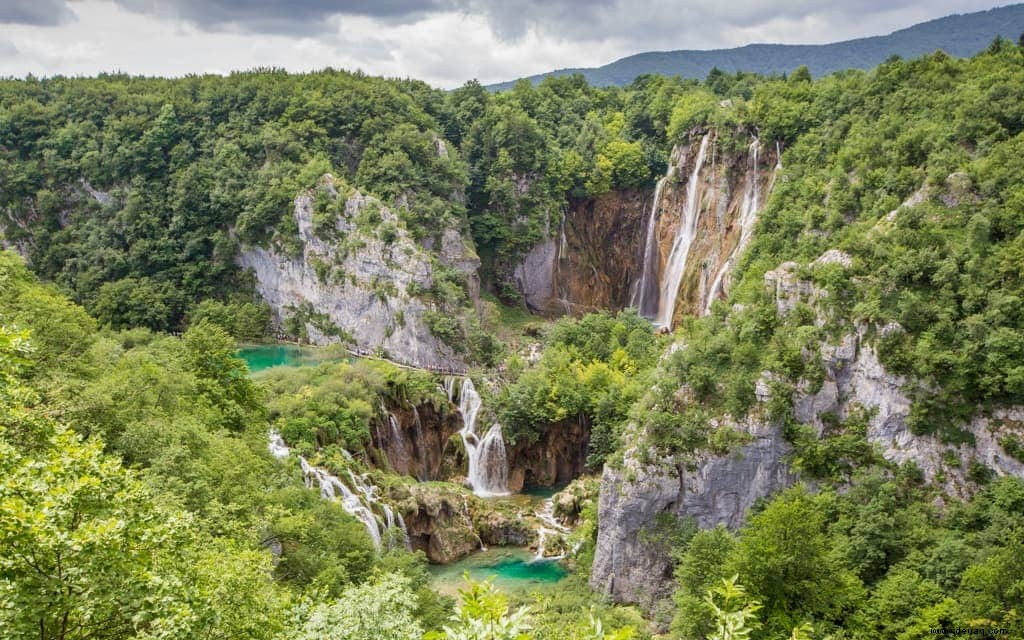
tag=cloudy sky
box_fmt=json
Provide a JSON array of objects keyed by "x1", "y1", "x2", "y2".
[{"x1": 0, "y1": 0, "x2": 1014, "y2": 88}]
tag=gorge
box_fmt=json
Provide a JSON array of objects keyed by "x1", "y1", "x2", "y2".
[{"x1": 3, "y1": 37, "x2": 1024, "y2": 640}]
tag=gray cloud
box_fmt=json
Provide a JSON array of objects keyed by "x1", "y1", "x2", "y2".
[
  {"x1": 460, "y1": 0, "x2": 1009, "y2": 47},
  {"x1": 0, "y1": 0, "x2": 1013, "y2": 88},
  {"x1": 110, "y1": 0, "x2": 447, "y2": 34},
  {"x1": 0, "y1": 0, "x2": 76, "y2": 25},
  {"x1": 0, "y1": 40, "x2": 19, "y2": 57},
  {"x1": 79, "y1": 0, "x2": 1011, "y2": 50}
]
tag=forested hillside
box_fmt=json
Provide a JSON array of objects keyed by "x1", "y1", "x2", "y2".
[{"x1": 2, "y1": 32, "x2": 1024, "y2": 640}]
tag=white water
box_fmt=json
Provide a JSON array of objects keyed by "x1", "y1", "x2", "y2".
[
  {"x1": 268, "y1": 431, "x2": 290, "y2": 459},
  {"x1": 533, "y1": 497, "x2": 570, "y2": 561},
  {"x1": 458, "y1": 378, "x2": 510, "y2": 497},
  {"x1": 631, "y1": 165, "x2": 675, "y2": 319},
  {"x1": 384, "y1": 408, "x2": 410, "y2": 471},
  {"x1": 655, "y1": 134, "x2": 711, "y2": 329},
  {"x1": 703, "y1": 138, "x2": 762, "y2": 314},
  {"x1": 272, "y1": 430, "x2": 407, "y2": 551},
  {"x1": 411, "y1": 405, "x2": 428, "y2": 481}
]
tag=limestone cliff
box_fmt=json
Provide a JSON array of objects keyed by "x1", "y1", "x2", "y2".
[
  {"x1": 590, "y1": 418, "x2": 795, "y2": 608},
  {"x1": 513, "y1": 190, "x2": 650, "y2": 315},
  {"x1": 646, "y1": 133, "x2": 779, "y2": 325},
  {"x1": 507, "y1": 417, "x2": 591, "y2": 492},
  {"x1": 238, "y1": 176, "x2": 479, "y2": 369},
  {"x1": 370, "y1": 402, "x2": 463, "y2": 482},
  {"x1": 513, "y1": 131, "x2": 779, "y2": 324},
  {"x1": 590, "y1": 250, "x2": 1024, "y2": 607}
]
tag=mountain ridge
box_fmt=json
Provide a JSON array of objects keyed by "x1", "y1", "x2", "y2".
[{"x1": 487, "y1": 3, "x2": 1024, "y2": 89}]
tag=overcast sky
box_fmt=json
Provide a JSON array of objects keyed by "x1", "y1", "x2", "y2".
[{"x1": 0, "y1": 0, "x2": 1014, "y2": 88}]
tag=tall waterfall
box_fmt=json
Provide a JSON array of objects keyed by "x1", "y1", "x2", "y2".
[
  {"x1": 631, "y1": 165, "x2": 675, "y2": 319},
  {"x1": 703, "y1": 138, "x2": 762, "y2": 314},
  {"x1": 654, "y1": 134, "x2": 711, "y2": 328},
  {"x1": 458, "y1": 378, "x2": 509, "y2": 497},
  {"x1": 269, "y1": 430, "x2": 408, "y2": 550}
]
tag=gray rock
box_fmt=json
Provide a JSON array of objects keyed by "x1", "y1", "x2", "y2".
[
  {"x1": 512, "y1": 239, "x2": 557, "y2": 312},
  {"x1": 590, "y1": 418, "x2": 796, "y2": 606},
  {"x1": 238, "y1": 179, "x2": 479, "y2": 369}
]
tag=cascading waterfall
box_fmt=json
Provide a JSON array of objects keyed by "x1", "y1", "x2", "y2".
[
  {"x1": 384, "y1": 407, "x2": 410, "y2": 470},
  {"x1": 457, "y1": 378, "x2": 510, "y2": 497},
  {"x1": 270, "y1": 430, "x2": 407, "y2": 551},
  {"x1": 268, "y1": 431, "x2": 290, "y2": 459},
  {"x1": 533, "y1": 497, "x2": 570, "y2": 561},
  {"x1": 703, "y1": 138, "x2": 762, "y2": 314},
  {"x1": 655, "y1": 134, "x2": 711, "y2": 329},
  {"x1": 631, "y1": 165, "x2": 676, "y2": 318},
  {"x1": 411, "y1": 405, "x2": 427, "y2": 481}
]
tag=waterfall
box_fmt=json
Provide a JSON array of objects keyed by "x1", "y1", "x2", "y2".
[
  {"x1": 655, "y1": 134, "x2": 711, "y2": 329},
  {"x1": 631, "y1": 165, "x2": 675, "y2": 318},
  {"x1": 268, "y1": 431, "x2": 290, "y2": 459},
  {"x1": 703, "y1": 138, "x2": 762, "y2": 314},
  {"x1": 285, "y1": 439, "x2": 407, "y2": 551},
  {"x1": 382, "y1": 407, "x2": 410, "y2": 471},
  {"x1": 411, "y1": 405, "x2": 428, "y2": 481},
  {"x1": 458, "y1": 378, "x2": 510, "y2": 497},
  {"x1": 559, "y1": 216, "x2": 568, "y2": 260},
  {"x1": 533, "y1": 497, "x2": 570, "y2": 561}
]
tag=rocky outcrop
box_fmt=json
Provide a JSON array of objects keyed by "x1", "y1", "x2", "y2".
[
  {"x1": 371, "y1": 402, "x2": 463, "y2": 481},
  {"x1": 391, "y1": 482, "x2": 536, "y2": 563},
  {"x1": 398, "y1": 484, "x2": 482, "y2": 563},
  {"x1": 798, "y1": 330, "x2": 1024, "y2": 498},
  {"x1": 590, "y1": 418, "x2": 796, "y2": 607},
  {"x1": 238, "y1": 176, "x2": 479, "y2": 369},
  {"x1": 591, "y1": 250, "x2": 1024, "y2": 607},
  {"x1": 513, "y1": 190, "x2": 651, "y2": 315},
  {"x1": 507, "y1": 417, "x2": 591, "y2": 492}
]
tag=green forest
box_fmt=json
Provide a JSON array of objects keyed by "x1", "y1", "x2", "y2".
[{"x1": 2, "y1": 33, "x2": 1024, "y2": 640}]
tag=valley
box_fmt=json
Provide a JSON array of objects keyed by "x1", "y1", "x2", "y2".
[{"x1": 2, "y1": 26, "x2": 1024, "y2": 640}]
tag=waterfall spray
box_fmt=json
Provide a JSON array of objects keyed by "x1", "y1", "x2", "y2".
[
  {"x1": 703, "y1": 138, "x2": 762, "y2": 314},
  {"x1": 457, "y1": 378, "x2": 509, "y2": 497},
  {"x1": 631, "y1": 163, "x2": 676, "y2": 318},
  {"x1": 655, "y1": 134, "x2": 711, "y2": 329}
]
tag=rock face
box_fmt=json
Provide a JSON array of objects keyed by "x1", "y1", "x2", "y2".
[
  {"x1": 590, "y1": 419, "x2": 796, "y2": 607},
  {"x1": 513, "y1": 131, "x2": 780, "y2": 323},
  {"x1": 392, "y1": 483, "x2": 536, "y2": 564},
  {"x1": 513, "y1": 190, "x2": 650, "y2": 315},
  {"x1": 371, "y1": 402, "x2": 463, "y2": 481},
  {"x1": 799, "y1": 331, "x2": 1024, "y2": 498},
  {"x1": 507, "y1": 417, "x2": 591, "y2": 492},
  {"x1": 591, "y1": 252, "x2": 1024, "y2": 607},
  {"x1": 238, "y1": 176, "x2": 479, "y2": 369}
]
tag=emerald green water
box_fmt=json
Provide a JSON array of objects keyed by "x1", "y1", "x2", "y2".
[
  {"x1": 429, "y1": 548, "x2": 567, "y2": 596},
  {"x1": 237, "y1": 344, "x2": 338, "y2": 372}
]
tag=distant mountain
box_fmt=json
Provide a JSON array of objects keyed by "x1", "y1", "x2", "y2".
[{"x1": 487, "y1": 4, "x2": 1024, "y2": 90}]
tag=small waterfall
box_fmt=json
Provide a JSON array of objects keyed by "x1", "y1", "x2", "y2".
[
  {"x1": 291, "y1": 445, "x2": 408, "y2": 551},
  {"x1": 703, "y1": 138, "x2": 762, "y2": 314},
  {"x1": 655, "y1": 134, "x2": 711, "y2": 329},
  {"x1": 382, "y1": 408, "x2": 410, "y2": 471},
  {"x1": 533, "y1": 497, "x2": 570, "y2": 561},
  {"x1": 443, "y1": 377, "x2": 457, "y2": 403},
  {"x1": 411, "y1": 405, "x2": 428, "y2": 481},
  {"x1": 458, "y1": 378, "x2": 510, "y2": 497},
  {"x1": 559, "y1": 216, "x2": 568, "y2": 260},
  {"x1": 268, "y1": 431, "x2": 290, "y2": 459},
  {"x1": 631, "y1": 166, "x2": 675, "y2": 318}
]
